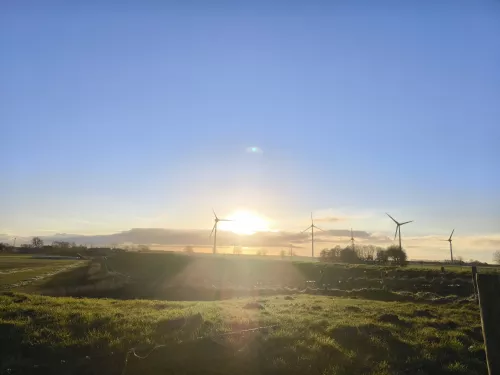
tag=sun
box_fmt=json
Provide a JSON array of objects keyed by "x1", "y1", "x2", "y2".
[{"x1": 219, "y1": 210, "x2": 270, "y2": 235}]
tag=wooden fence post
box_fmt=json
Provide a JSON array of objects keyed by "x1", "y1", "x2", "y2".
[
  {"x1": 472, "y1": 266, "x2": 478, "y2": 301},
  {"x1": 476, "y1": 274, "x2": 500, "y2": 375}
]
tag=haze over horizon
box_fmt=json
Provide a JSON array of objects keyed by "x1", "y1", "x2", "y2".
[{"x1": 2, "y1": 1, "x2": 499, "y2": 262}]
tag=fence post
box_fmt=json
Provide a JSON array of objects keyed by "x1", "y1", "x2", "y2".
[
  {"x1": 472, "y1": 266, "x2": 478, "y2": 301},
  {"x1": 476, "y1": 274, "x2": 500, "y2": 375}
]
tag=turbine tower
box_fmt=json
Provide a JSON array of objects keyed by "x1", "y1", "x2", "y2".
[
  {"x1": 301, "y1": 212, "x2": 324, "y2": 259},
  {"x1": 386, "y1": 213, "x2": 413, "y2": 251},
  {"x1": 210, "y1": 209, "x2": 232, "y2": 255},
  {"x1": 441, "y1": 229, "x2": 455, "y2": 263},
  {"x1": 350, "y1": 228, "x2": 355, "y2": 251}
]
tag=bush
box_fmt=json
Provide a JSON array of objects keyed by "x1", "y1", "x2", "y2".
[
  {"x1": 340, "y1": 248, "x2": 359, "y2": 263},
  {"x1": 386, "y1": 245, "x2": 408, "y2": 266},
  {"x1": 376, "y1": 249, "x2": 389, "y2": 264}
]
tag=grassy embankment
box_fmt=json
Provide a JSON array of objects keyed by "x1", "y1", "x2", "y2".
[
  {"x1": 0, "y1": 292, "x2": 485, "y2": 375},
  {"x1": 17, "y1": 252, "x2": 481, "y2": 300},
  {"x1": 0, "y1": 255, "x2": 85, "y2": 291}
]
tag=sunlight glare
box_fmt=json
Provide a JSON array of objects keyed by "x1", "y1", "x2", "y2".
[{"x1": 219, "y1": 211, "x2": 270, "y2": 235}]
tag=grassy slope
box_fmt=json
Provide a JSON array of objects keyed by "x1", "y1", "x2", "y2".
[
  {"x1": 35, "y1": 252, "x2": 478, "y2": 299},
  {"x1": 0, "y1": 292, "x2": 485, "y2": 375},
  {"x1": 0, "y1": 256, "x2": 85, "y2": 290}
]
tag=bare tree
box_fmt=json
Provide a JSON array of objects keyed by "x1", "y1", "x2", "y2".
[
  {"x1": 53, "y1": 241, "x2": 71, "y2": 249},
  {"x1": 183, "y1": 245, "x2": 194, "y2": 254},
  {"x1": 493, "y1": 251, "x2": 500, "y2": 265},
  {"x1": 31, "y1": 237, "x2": 44, "y2": 248},
  {"x1": 256, "y1": 248, "x2": 268, "y2": 256}
]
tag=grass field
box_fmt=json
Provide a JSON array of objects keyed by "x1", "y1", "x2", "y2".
[
  {"x1": 0, "y1": 292, "x2": 485, "y2": 375},
  {"x1": 25, "y1": 252, "x2": 480, "y2": 300},
  {"x1": 0, "y1": 255, "x2": 85, "y2": 291},
  {"x1": 0, "y1": 252, "x2": 490, "y2": 374}
]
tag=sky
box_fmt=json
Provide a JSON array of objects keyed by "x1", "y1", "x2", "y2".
[{"x1": 1, "y1": 1, "x2": 499, "y2": 261}]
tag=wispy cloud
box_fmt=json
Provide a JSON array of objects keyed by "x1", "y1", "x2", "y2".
[
  {"x1": 11, "y1": 227, "x2": 498, "y2": 262},
  {"x1": 313, "y1": 208, "x2": 374, "y2": 222},
  {"x1": 314, "y1": 216, "x2": 346, "y2": 223}
]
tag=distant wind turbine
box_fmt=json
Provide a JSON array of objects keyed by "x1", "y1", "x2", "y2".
[
  {"x1": 386, "y1": 213, "x2": 413, "y2": 251},
  {"x1": 350, "y1": 228, "x2": 355, "y2": 251},
  {"x1": 210, "y1": 209, "x2": 232, "y2": 255},
  {"x1": 301, "y1": 212, "x2": 325, "y2": 258},
  {"x1": 441, "y1": 229, "x2": 455, "y2": 263}
]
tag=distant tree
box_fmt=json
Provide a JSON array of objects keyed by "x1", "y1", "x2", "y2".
[
  {"x1": 183, "y1": 245, "x2": 194, "y2": 254},
  {"x1": 137, "y1": 245, "x2": 150, "y2": 252},
  {"x1": 340, "y1": 247, "x2": 359, "y2": 264},
  {"x1": 320, "y1": 249, "x2": 329, "y2": 260},
  {"x1": 233, "y1": 246, "x2": 242, "y2": 255},
  {"x1": 0, "y1": 243, "x2": 10, "y2": 252},
  {"x1": 53, "y1": 241, "x2": 71, "y2": 249},
  {"x1": 256, "y1": 248, "x2": 268, "y2": 256},
  {"x1": 20, "y1": 244, "x2": 31, "y2": 249},
  {"x1": 494, "y1": 251, "x2": 500, "y2": 265},
  {"x1": 331, "y1": 245, "x2": 342, "y2": 260},
  {"x1": 280, "y1": 249, "x2": 286, "y2": 259},
  {"x1": 365, "y1": 245, "x2": 376, "y2": 261},
  {"x1": 376, "y1": 249, "x2": 388, "y2": 264},
  {"x1": 354, "y1": 244, "x2": 378, "y2": 262},
  {"x1": 386, "y1": 245, "x2": 408, "y2": 266},
  {"x1": 31, "y1": 237, "x2": 44, "y2": 248}
]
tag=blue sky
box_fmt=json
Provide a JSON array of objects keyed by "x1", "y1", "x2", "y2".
[{"x1": 1, "y1": 1, "x2": 499, "y2": 260}]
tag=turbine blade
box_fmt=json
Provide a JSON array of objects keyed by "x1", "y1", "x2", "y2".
[
  {"x1": 400, "y1": 220, "x2": 413, "y2": 225},
  {"x1": 314, "y1": 225, "x2": 325, "y2": 232},
  {"x1": 386, "y1": 213, "x2": 399, "y2": 225},
  {"x1": 209, "y1": 223, "x2": 216, "y2": 238},
  {"x1": 449, "y1": 229, "x2": 455, "y2": 240},
  {"x1": 301, "y1": 225, "x2": 312, "y2": 233},
  {"x1": 212, "y1": 208, "x2": 218, "y2": 220},
  {"x1": 219, "y1": 219, "x2": 233, "y2": 222},
  {"x1": 394, "y1": 226, "x2": 399, "y2": 240}
]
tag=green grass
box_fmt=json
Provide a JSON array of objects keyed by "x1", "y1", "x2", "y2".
[
  {"x1": 0, "y1": 256, "x2": 77, "y2": 270},
  {"x1": 0, "y1": 256, "x2": 85, "y2": 290},
  {"x1": 0, "y1": 292, "x2": 485, "y2": 375},
  {"x1": 29, "y1": 252, "x2": 477, "y2": 299}
]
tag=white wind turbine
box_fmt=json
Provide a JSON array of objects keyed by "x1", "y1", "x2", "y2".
[
  {"x1": 210, "y1": 209, "x2": 232, "y2": 255},
  {"x1": 301, "y1": 212, "x2": 325, "y2": 259},
  {"x1": 441, "y1": 229, "x2": 455, "y2": 263},
  {"x1": 386, "y1": 213, "x2": 413, "y2": 251}
]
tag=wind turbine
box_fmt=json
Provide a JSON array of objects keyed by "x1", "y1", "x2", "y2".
[
  {"x1": 386, "y1": 213, "x2": 413, "y2": 251},
  {"x1": 210, "y1": 209, "x2": 232, "y2": 255},
  {"x1": 301, "y1": 212, "x2": 324, "y2": 258},
  {"x1": 350, "y1": 228, "x2": 355, "y2": 251},
  {"x1": 441, "y1": 229, "x2": 455, "y2": 263}
]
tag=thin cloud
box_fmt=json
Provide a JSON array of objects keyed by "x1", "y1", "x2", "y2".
[
  {"x1": 315, "y1": 216, "x2": 346, "y2": 223},
  {"x1": 313, "y1": 208, "x2": 374, "y2": 221},
  {"x1": 13, "y1": 228, "x2": 499, "y2": 262}
]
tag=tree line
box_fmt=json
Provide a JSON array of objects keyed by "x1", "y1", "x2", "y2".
[{"x1": 320, "y1": 244, "x2": 408, "y2": 266}]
